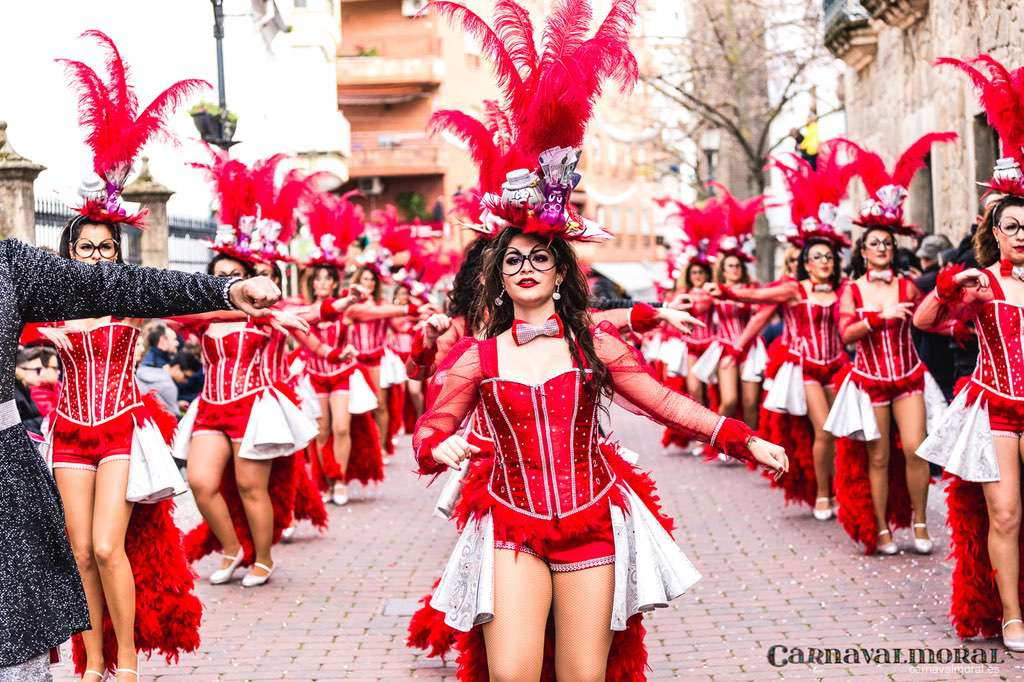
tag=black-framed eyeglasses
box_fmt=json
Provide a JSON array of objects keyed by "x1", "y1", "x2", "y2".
[
  {"x1": 808, "y1": 253, "x2": 835, "y2": 262},
  {"x1": 18, "y1": 365, "x2": 43, "y2": 376},
  {"x1": 73, "y1": 239, "x2": 119, "y2": 260},
  {"x1": 865, "y1": 239, "x2": 894, "y2": 251},
  {"x1": 502, "y1": 247, "x2": 556, "y2": 276},
  {"x1": 998, "y1": 221, "x2": 1024, "y2": 237}
]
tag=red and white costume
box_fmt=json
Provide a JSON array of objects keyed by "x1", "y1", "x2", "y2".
[
  {"x1": 304, "y1": 317, "x2": 376, "y2": 410},
  {"x1": 415, "y1": 322, "x2": 755, "y2": 633}
]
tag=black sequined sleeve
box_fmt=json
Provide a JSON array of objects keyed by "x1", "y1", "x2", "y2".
[{"x1": 5, "y1": 239, "x2": 236, "y2": 323}]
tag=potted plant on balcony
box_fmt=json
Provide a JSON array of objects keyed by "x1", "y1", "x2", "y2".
[
  {"x1": 189, "y1": 102, "x2": 239, "y2": 146},
  {"x1": 355, "y1": 45, "x2": 379, "y2": 57}
]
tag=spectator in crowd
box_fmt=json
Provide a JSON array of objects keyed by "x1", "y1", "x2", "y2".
[
  {"x1": 14, "y1": 348, "x2": 45, "y2": 435},
  {"x1": 29, "y1": 346, "x2": 61, "y2": 419},
  {"x1": 911, "y1": 234, "x2": 957, "y2": 398},
  {"x1": 137, "y1": 349, "x2": 202, "y2": 414},
  {"x1": 141, "y1": 322, "x2": 179, "y2": 368},
  {"x1": 174, "y1": 341, "x2": 205, "y2": 405}
]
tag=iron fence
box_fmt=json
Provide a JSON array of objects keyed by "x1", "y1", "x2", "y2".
[{"x1": 34, "y1": 197, "x2": 142, "y2": 264}]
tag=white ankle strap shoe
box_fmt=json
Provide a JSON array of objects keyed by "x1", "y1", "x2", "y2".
[{"x1": 242, "y1": 561, "x2": 275, "y2": 588}]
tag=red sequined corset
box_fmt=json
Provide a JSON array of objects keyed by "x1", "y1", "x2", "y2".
[
  {"x1": 714, "y1": 297, "x2": 752, "y2": 346},
  {"x1": 349, "y1": 318, "x2": 388, "y2": 361},
  {"x1": 305, "y1": 320, "x2": 349, "y2": 377},
  {"x1": 683, "y1": 290, "x2": 714, "y2": 346},
  {"x1": 479, "y1": 367, "x2": 613, "y2": 519},
  {"x1": 971, "y1": 281, "x2": 1024, "y2": 399},
  {"x1": 847, "y1": 279, "x2": 921, "y2": 381},
  {"x1": 787, "y1": 288, "x2": 843, "y2": 365},
  {"x1": 56, "y1": 322, "x2": 143, "y2": 425},
  {"x1": 201, "y1": 325, "x2": 269, "y2": 403},
  {"x1": 263, "y1": 329, "x2": 288, "y2": 383}
]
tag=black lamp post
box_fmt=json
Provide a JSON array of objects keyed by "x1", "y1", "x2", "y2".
[{"x1": 192, "y1": 0, "x2": 239, "y2": 149}]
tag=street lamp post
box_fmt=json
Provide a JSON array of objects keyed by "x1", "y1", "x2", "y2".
[
  {"x1": 700, "y1": 127, "x2": 721, "y2": 191},
  {"x1": 191, "y1": 0, "x2": 239, "y2": 150},
  {"x1": 212, "y1": 0, "x2": 227, "y2": 115}
]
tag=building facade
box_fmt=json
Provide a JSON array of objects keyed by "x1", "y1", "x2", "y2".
[{"x1": 824, "y1": 0, "x2": 1022, "y2": 243}]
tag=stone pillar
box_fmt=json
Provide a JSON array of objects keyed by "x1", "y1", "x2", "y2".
[
  {"x1": 122, "y1": 157, "x2": 173, "y2": 268},
  {"x1": 0, "y1": 121, "x2": 45, "y2": 243}
]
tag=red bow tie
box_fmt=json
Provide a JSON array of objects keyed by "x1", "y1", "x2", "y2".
[
  {"x1": 512, "y1": 314, "x2": 565, "y2": 346},
  {"x1": 1000, "y1": 259, "x2": 1024, "y2": 281},
  {"x1": 867, "y1": 270, "x2": 893, "y2": 283}
]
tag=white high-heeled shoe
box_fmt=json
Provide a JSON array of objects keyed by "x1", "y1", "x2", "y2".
[
  {"x1": 1004, "y1": 618, "x2": 1024, "y2": 652},
  {"x1": 332, "y1": 481, "x2": 349, "y2": 506},
  {"x1": 876, "y1": 528, "x2": 898, "y2": 555},
  {"x1": 813, "y1": 497, "x2": 834, "y2": 521},
  {"x1": 83, "y1": 671, "x2": 105, "y2": 681},
  {"x1": 910, "y1": 516, "x2": 933, "y2": 555},
  {"x1": 242, "y1": 561, "x2": 275, "y2": 588},
  {"x1": 209, "y1": 548, "x2": 244, "y2": 585}
]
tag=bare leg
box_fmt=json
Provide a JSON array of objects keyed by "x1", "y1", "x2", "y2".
[
  {"x1": 406, "y1": 378, "x2": 424, "y2": 419},
  {"x1": 55, "y1": 468, "x2": 105, "y2": 676},
  {"x1": 741, "y1": 380, "x2": 761, "y2": 430},
  {"x1": 805, "y1": 381, "x2": 836, "y2": 504},
  {"x1": 983, "y1": 437, "x2": 1024, "y2": 641},
  {"x1": 892, "y1": 393, "x2": 930, "y2": 540},
  {"x1": 865, "y1": 405, "x2": 892, "y2": 533},
  {"x1": 91, "y1": 460, "x2": 137, "y2": 677},
  {"x1": 716, "y1": 361, "x2": 739, "y2": 419},
  {"x1": 552, "y1": 565, "x2": 615, "y2": 682},
  {"x1": 329, "y1": 392, "x2": 352, "y2": 474},
  {"x1": 233, "y1": 450, "x2": 275, "y2": 576},
  {"x1": 187, "y1": 433, "x2": 240, "y2": 570},
  {"x1": 685, "y1": 358, "x2": 705, "y2": 406},
  {"x1": 482, "y1": 549, "x2": 552, "y2": 681},
  {"x1": 315, "y1": 395, "x2": 332, "y2": 485}
]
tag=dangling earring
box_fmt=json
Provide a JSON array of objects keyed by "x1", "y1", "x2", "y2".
[
  {"x1": 553, "y1": 282, "x2": 562, "y2": 301},
  {"x1": 494, "y1": 288, "x2": 505, "y2": 306}
]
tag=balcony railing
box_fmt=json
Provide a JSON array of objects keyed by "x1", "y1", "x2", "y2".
[
  {"x1": 823, "y1": 0, "x2": 878, "y2": 71},
  {"x1": 861, "y1": 0, "x2": 928, "y2": 29},
  {"x1": 349, "y1": 132, "x2": 442, "y2": 176},
  {"x1": 337, "y1": 34, "x2": 444, "y2": 88}
]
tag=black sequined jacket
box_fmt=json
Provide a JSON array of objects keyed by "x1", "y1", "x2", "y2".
[{"x1": 0, "y1": 239, "x2": 238, "y2": 666}]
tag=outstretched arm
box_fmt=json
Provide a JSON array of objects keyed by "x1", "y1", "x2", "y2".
[
  {"x1": 913, "y1": 265, "x2": 989, "y2": 332},
  {"x1": 8, "y1": 239, "x2": 245, "y2": 323},
  {"x1": 346, "y1": 301, "x2": 423, "y2": 322},
  {"x1": 734, "y1": 303, "x2": 779, "y2": 354},
  {"x1": 715, "y1": 280, "x2": 800, "y2": 306}
]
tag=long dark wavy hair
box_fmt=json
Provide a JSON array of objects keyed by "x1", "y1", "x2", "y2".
[
  {"x1": 975, "y1": 195, "x2": 1024, "y2": 267},
  {"x1": 715, "y1": 254, "x2": 751, "y2": 284},
  {"x1": 684, "y1": 261, "x2": 712, "y2": 290},
  {"x1": 58, "y1": 215, "x2": 124, "y2": 263},
  {"x1": 305, "y1": 263, "x2": 339, "y2": 301},
  {"x1": 351, "y1": 264, "x2": 382, "y2": 303},
  {"x1": 447, "y1": 237, "x2": 490, "y2": 335},
  {"x1": 207, "y1": 253, "x2": 256, "y2": 278},
  {"x1": 796, "y1": 237, "x2": 842, "y2": 290},
  {"x1": 847, "y1": 226, "x2": 896, "y2": 279},
  {"x1": 481, "y1": 228, "x2": 609, "y2": 401}
]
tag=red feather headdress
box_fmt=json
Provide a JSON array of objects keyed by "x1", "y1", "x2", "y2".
[
  {"x1": 190, "y1": 147, "x2": 260, "y2": 263},
  {"x1": 708, "y1": 182, "x2": 763, "y2": 262},
  {"x1": 845, "y1": 132, "x2": 957, "y2": 235},
  {"x1": 657, "y1": 196, "x2": 727, "y2": 270},
  {"x1": 304, "y1": 190, "x2": 364, "y2": 269},
  {"x1": 251, "y1": 166, "x2": 332, "y2": 264},
  {"x1": 427, "y1": 0, "x2": 638, "y2": 242},
  {"x1": 937, "y1": 54, "x2": 1024, "y2": 196},
  {"x1": 58, "y1": 30, "x2": 209, "y2": 227},
  {"x1": 769, "y1": 138, "x2": 860, "y2": 248}
]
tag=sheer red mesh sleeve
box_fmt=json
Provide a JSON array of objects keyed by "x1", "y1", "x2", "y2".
[
  {"x1": 721, "y1": 280, "x2": 799, "y2": 305},
  {"x1": 412, "y1": 336, "x2": 483, "y2": 475},
  {"x1": 837, "y1": 282, "x2": 874, "y2": 344},
  {"x1": 592, "y1": 321, "x2": 754, "y2": 462}
]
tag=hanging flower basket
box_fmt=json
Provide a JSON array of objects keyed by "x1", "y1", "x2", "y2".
[{"x1": 189, "y1": 102, "x2": 239, "y2": 147}]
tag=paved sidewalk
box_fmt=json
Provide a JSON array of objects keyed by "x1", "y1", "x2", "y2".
[{"x1": 54, "y1": 407, "x2": 1021, "y2": 680}]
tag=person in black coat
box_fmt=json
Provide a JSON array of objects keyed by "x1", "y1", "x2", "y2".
[{"x1": 0, "y1": 239, "x2": 279, "y2": 673}]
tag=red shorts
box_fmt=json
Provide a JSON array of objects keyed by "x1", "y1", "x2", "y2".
[
  {"x1": 853, "y1": 367, "x2": 925, "y2": 406},
  {"x1": 493, "y1": 504, "x2": 616, "y2": 573},
  {"x1": 193, "y1": 393, "x2": 258, "y2": 441},
  {"x1": 803, "y1": 355, "x2": 847, "y2": 388},
  {"x1": 50, "y1": 410, "x2": 137, "y2": 471},
  {"x1": 356, "y1": 349, "x2": 384, "y2": 367},
  {"x1": 309, "y1": 370, "x2": 352, "y2": 396}
]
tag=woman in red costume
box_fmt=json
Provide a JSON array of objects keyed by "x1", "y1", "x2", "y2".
[
  {"x1": 691, "y1": 187, "x2": 768, "y2": 447},
  {"x1": 47, "y1": 31, "x2": 220, "y2": 680},
  {"x1": 913, "y1": 53, "x2": 1024, "y2": 651},
  {"x1": 711, "y1": 140, "x2": 857, "y2": 517},
  {"x1": 409, "y1": 2, "x2": 787, "y2": 679},
  {"x1": 823, "y1": 133, "x2": 957, "y2": 554}
]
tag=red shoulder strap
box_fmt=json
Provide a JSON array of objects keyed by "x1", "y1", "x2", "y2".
[
  {"x1": 479, "y1": 337, "x2": 498, "y2": 378},
  {"x1": 988, "y1": 270, "x2": 1008, "y2": 301},
  {"x1": 795, "y1": 280, "x2": 809, "y2": 300},
  {"x1": 848, "y1": 281, "x2": 864, "y2": 308}
]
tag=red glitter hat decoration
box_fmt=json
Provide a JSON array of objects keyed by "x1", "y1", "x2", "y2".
[
  {"x1": 58, "y1": 30, "x2": 209, "y2": 227},
  {"x1": 769, "y1": 138, "x2": 860, "y2": 249},
  {"x1": 251, "y1": 163, "x2": 331, "y2": 264},
  {"x1": 427, "y1": 0, "x2": 639, "y2": 242},
  {"x1": 937, "y1": 54, "x2": 1024, "y2": 197},
  {"x1": 658, "y1": 196, "x2": 727, "y2": 270},
  {"x1": 846, "y1": 132, "x2": 957, "y2": 236},
  {"x1": 709, "y1": 182, "x2": 763, "y2": 262},
  {"x1": 304, "y1": 190, "x2": 364, "y2": 269},
  {"x1": 191, "y1": 148, "x2": 260, "y2": 263}
]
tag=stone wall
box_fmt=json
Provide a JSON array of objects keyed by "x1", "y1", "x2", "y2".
[{"x1": 842, "y1": 0, "x2": 1024, "y2": 244}]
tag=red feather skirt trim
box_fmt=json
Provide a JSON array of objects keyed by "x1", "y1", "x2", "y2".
[
  {"x1": 71, "y1": 501, "x2": 202, "y2": 676},
  {"x1": 291, "y1": 449, "x2": 328, "y2": 530}
]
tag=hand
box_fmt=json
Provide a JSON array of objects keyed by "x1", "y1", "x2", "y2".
[
  {"x1": 703, "y1": 282, "x2": 722, "y2": 297},
  {"x1": 267, "y1": 310, "x2": 310, "y2": 335},
  {"x1": 657, "y1": 308, "x2": 704, "y2": 335},
  {"x1": 954, "y1": 268, "x2": 990, "y2": 290},
  {"x1": 228, "y1": 277, "x2": 281, "y2": 317},
  {"x1": 667, "y1": 293, "x2": 693, "y2": 311},
  {"x1": 432, "y1": 434, "x2": 481, "y2": 470},
  {"x1": 747, "y1": 436, "x2": 788, "y2": 480},
  {"x1": 423, "y1": 313, "x2": 452, "y2": 342},
  {"x1": 417, "y1": 302, "x2": 441, "y2": 318},
  {"x1": 879, "y1": 302, "x2": 914, "y2": 321},
  {"x1": 37, "y1": 326, "x2": 72, "y2": 352},
  {"x1": 297, "y1": 304, "x2": 320, "y2": 323}
]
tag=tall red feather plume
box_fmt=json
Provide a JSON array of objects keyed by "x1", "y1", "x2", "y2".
[
  {"x1": 937, "y1": 55, "x2": 1024, "y2": 165},
  {"x1": 708, "y1": 181, "x2": 763, "y2": 240},
  {"x1": 58, "y1": 30, "x2": 210, "y2": 227}
]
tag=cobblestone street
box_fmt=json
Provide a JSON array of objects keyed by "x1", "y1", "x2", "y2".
[{"x1": 54, "y1": 407, "x2": 1021, "y2": 681}]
